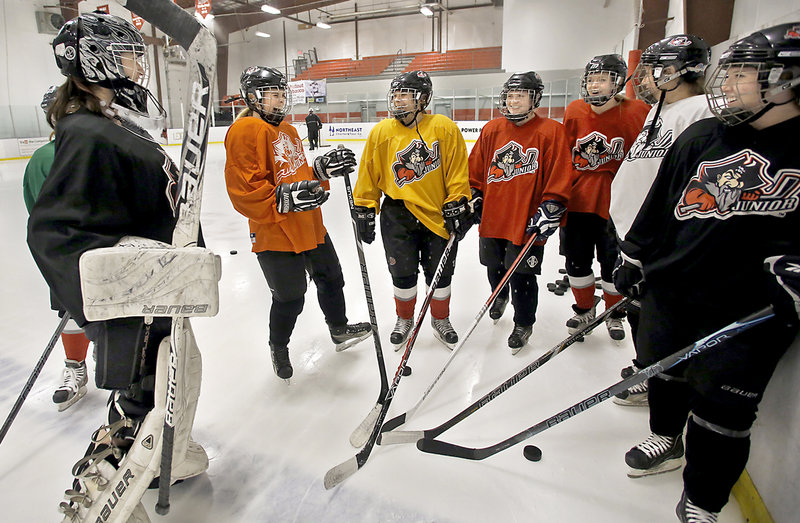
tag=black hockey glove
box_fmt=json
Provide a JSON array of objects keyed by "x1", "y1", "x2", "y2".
[
  {"x1": 353, "y1": 205, "x2": 376, "y2": 244},
  {"x1": 612, "y1": 257, "x2": 645, "y2": 300},
  {"x1": 275, "y1": 180, "x2": 329, "y2": 213},
  {"x1": 442, "y1": 196, "x2": 473, "y2": 241},
  {"x1": 526, "y1": 199, "x2": 566, "y2": 239},
  {"x1": 313, "y1": 147, "x2": 357, "y2": 180},
  {"x1": 469, "y1": 187, "x2": 483, "y2": 225},
  {"x1": 764, "y1": 255, "x2": 800, "y2": 322}
]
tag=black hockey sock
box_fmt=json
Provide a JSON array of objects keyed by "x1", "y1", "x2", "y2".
[{"x1": 648, "y1": 375, "x2": 691, "y2": 437}]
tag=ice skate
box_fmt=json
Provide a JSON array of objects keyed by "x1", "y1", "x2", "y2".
[
  {"x1": 431, "y1": 317, "x2": 458, "y2": 350},
  {"x1": 625, "y1": 432, "x2": 684, "y2": 478},
  {"x1": 676, "y1": 489, "x2": 719, "y2": 523},
  {"x1": 391, "y1": 316, "x2": 414, "y2": 351},
  {"x1": 508, "y1": 324, "x2": 533, "y2": 355},
  {"x1": 566, "y1": 296, "x2": 601, "y2": 340},
  {"x1": 613, "y1": 377, "x2": 648, "y2": 407},
  {"x1": 330, "y1": 322, "x2": 372, "y2": 352},
  {"x1": 270, "y1": 343, "x2": 293, "y2": 383},
  {"x1": 53, "y1": 359, "x2": 88, "y2": 412},
  {"x1": 489, "y1": 295, "x2": 508, "y2": 324},
  {"x1": 605, "y1": 316, "x2": 625, "y2": 342}
]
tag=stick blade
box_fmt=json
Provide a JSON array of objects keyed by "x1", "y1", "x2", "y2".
[
  {"x1": 378, "y1": 430, "x2": 423, "y2": 446},
  {"x1": 379, "y1": 412, "x2": 407, "y2": 433},
  {"x1": 350, "y1": 403, "x2": 381, "y2": 448},
  {"x1": 416, "y1": 438, "x2": 481, "y2": 460},
  {"x1": 324, "y1": 456, "x2": 359, "y2": 490}
]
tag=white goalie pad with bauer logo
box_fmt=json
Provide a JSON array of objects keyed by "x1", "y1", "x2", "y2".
[{"x1": 79, "y1": 236, "x2": 221, "y2": 321}]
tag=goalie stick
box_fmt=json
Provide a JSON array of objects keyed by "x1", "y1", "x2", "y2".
[
  {"x1": 338, "y1": 163, "x2": 390, "y2": 449},
  {"x1": 0, "y1": 314, "x2": 70, "y2": 446},
  {"x1": 417, "y1": 306, "x2": 775, "y2": 460},
  {"x1": 324, "y1": 234, "x2": 456, "y2": 489},
  {"x1": 379, "y1": 231, "x2": 541, "y2": 436},
  {"x1": 115, "y1": 0, "x2": 216, "y2": 515},
  {"x1": 380, "y1": 297, "x2": 630, "y2": 446}
]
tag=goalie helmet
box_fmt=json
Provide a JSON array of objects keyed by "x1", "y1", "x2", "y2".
[
  {"x1": 632, "y1": 34, "x2": 710, "y2": 103},
  {"x1": 240, "y1": 66, "x2": 291, "y2": 126},
  {"x1": 388, "y1": 70, "x2": 433, "y2": 122},
  {"x1": 581, "y1": 54, "x2": 627, "y2": 106},
  {"x1": 499, "y1": 71, "x2": 544, "y2": 122},
  {"x1": 706, "y1": 22, "x2": 800, "y2": 126},
  {"x1": 52, "y1": 12, "x2": 166, "y2": 141}
]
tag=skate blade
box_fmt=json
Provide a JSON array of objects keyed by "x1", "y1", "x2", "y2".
[
  {"x1": 56, "y1": 387, "x2": 87, "y2": 412},
  {"x1": 612, "y1": 396, "x2": 649, "y2": 407},
  {"x1": 334, "y1": 332, "x2": 371, "y2": 352},
  {"x1": 626, "y1": 458, "x2": 684, "y2": 478},
  {"x1": 510, "y1": 345, "x2": 525, "y2": 355},
  {"x1": 433, "y1": 332, "x2": 456, "y2": 351},
  {"x1": 492, "y1": 318, "x2": 500, "y2": 325}
]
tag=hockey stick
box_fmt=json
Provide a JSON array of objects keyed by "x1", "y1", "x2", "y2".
[
  {"x1": 417, "y1": 306, "x2": 775, "y2": 460},
  {"x1": 324, "y1": 234, "x2": 457, "y2": 489},
  {"x1": 115, "y1": 0, "x2": 216, "y2": 515},
  {"x1": 378, "y1": 231, "x2": 540, "y2": 435},
  {"x1": 380, "y1": 297, "x2": 630, "y2": 446},
  {"x1": 0, "y1": 313, "x2": 70, "y2": 446},
  {"x1": 339, "y1": 166, "x2": 390, "y2": 448}
]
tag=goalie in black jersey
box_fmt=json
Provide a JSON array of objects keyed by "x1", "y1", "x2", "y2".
[
  {"x1": 28, "y1": 12, "x2": 208, "y2": 521},
  {"x1": 616, "y1": 23, "x2": 800, "y2": 522}
]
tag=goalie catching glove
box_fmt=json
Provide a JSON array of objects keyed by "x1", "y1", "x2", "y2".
[
  {"x1": 313, "y1": 147, "x2": 357, "y2": 180},
  {"x1": 764, "y1": 255, "x2": 800, "y2": 321},
  {"x1": 353, "y1": 205, "x2": 376, "y2": 244},
  {"x1": 526, "y1": 199, "x2": 566, "y2": 239},
  {"x1": 442, "y1": 196, "x2": 473, "y2": 241},
  {"x1": 276, "y1": 180, "x2": 329, "y2": 213}
]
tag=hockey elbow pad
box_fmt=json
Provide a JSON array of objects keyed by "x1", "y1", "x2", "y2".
[{"x1": 276, "y1": 180, "x2": 329, "y2": 213}]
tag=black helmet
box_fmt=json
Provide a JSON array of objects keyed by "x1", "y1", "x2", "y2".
[
  {"x1": 388, "y1": 70, "x2": 433, "y2": 121},
  {"x1": 239, "y1": 66, "x2": 290, "y2": 125},
  {"x1": 632, "y1": 34, "x2": 710, "y2": 103},
  {"x1": 499, "y1": 71, "x2": 544, "y2": 121},
  {"x1": 52, "y1": 12, "x2": 165, "y2": 139},
  {"x1": 581, "y1": 54, "x2": 627, "y2": 106},
  {"x1": 706, "y1": 22, "x2": 800, "y2": 125}
]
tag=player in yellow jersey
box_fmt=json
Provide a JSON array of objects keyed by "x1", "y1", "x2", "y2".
[{"x1": 353, "y1": 71, "x2": 472, "y2": 350}]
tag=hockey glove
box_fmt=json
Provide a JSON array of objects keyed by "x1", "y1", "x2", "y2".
[
  {"x1": 469, "y1": 188, "x2": 483, "y2": 225},
  {"x1": 353, "y1": 205, "x2": 376, "y2": 244},
  {"x1": 442, "y1": 196, "x2": 473, "y2": 241},
  {"x1": 526, "y1": 199, "x2": 566, "y2": 239},
  {"x1": 275, "y1": 180, "x2": 329, "y2": 213},
  {"x1": 764, "y1": 255, "x2": 800, "y2": 322},
  {"x1": 613, "y1": 257, "x2": 645, "y2": 300},
  {"x1": 313, "y1": 147, "x2": 357, "y2": 180}
]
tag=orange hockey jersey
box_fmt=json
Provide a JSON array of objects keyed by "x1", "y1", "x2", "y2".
[
  {"x1": 563, "y1": 98, "x2": 649, "y2": 218},
  {"x1": 469, "y1": 115, "x2": 573, "y2": 245},
  {"x1": 224, "y1": 116, "x2": 329, "y2": 253}
]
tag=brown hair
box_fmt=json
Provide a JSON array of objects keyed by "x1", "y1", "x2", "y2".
[
  {"x1": 234, "y1": 107, "x2": 254, "y2": 122},
  {"x1": 47, "y1": 77, "x2": 105, "y2": 128}
]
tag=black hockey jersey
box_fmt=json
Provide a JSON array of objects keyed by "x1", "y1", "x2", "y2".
[
  {"x1": 27, "y1": 109, "x2": 180, "y2": 326},
  {"x1": 623, "y1": 116, "x2": 800, "y2": 319}
]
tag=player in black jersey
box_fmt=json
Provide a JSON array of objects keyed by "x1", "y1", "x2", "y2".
[{"x1": 616, "y1": 23, "x2": 800, "y2": 521}]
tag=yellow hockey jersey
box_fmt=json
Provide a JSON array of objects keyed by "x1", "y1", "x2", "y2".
[{"x1": 353, "y1": 114, "x2": 470, "y2": 239}]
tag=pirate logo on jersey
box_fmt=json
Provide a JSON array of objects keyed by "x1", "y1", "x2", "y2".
[
  {"x1": 572, "y1": 131, "x2": 625, "y2": 170},
  {"x1": 675, "y1": 150, "x2": 800, "y2": 220},
  {"x1": 392, "y1": 140, "x2": 441, "y2": 188},
  {"x1": 786, "y1": 25, "x2": 800, "y2": 39},
  {"x1": 626, "y1": 117, "x2": 673, "y2": 161},
  {"x1": 273, "y1": 131, "x2": 307, "y2": 184},
  {"x1": 487, "y1": 141, "x2": 540, "y2": 183}
]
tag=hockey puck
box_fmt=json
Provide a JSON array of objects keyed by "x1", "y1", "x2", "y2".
[
  {"x1": 558, "y1": 268, "x2": 567, "y2": 274},
  {"x1": 523, "y1": 445, "x2": 542, "y2": 462},
  {"x1": 554, "y1": 288, "x2": 565, "y2": 296},
  {"x1": 402, "y1": 366, "x2": 412, "y2": 376},
  {"x1": 230, "y1": 250, "x2": 238, "y2": 255},
  {"x1": 546, "y1": 283, "x2": 556, "y2": 292}
]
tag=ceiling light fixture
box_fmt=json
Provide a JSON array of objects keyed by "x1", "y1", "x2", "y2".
[
  {"x1": 420, "y1": 6, "x2": 434, "y2": 16},
  {"x1": 261, "y1": 5, "x2": 281, "y2": 15},
  {"x1": 255, "y1": 31, "x2": 271, "y2": 38},
  {"x1": 316, "y1": 21, "x2": 331, "y2": 29}
]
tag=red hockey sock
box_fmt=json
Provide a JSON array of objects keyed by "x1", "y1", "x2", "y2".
[
  {"x1": 570, "y1": 283, "x2": 596, "y2": 311},
  {"x1": 62, "y1": 331, "x2": 90, "y2": 362},
  {"x1": 395, "y1": 296, "x2": 416, "y2": 320},
  {"x1": 431, "y1": 296, "x2": 451, "y2": 320},
  {"x1": 603, "y1": 290, "x2": 623, "y2": 309}
]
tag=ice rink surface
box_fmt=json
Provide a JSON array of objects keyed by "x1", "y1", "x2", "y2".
[{"x1": 0, "y1": 139, "x2": 745, "y2": 522}]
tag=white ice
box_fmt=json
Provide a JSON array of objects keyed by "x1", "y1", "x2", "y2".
[{"x1": 0, "y1": 140, "x2": 745, "y2": 522}]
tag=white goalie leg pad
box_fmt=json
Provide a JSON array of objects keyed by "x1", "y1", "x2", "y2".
[
  {"x1": 61, "y1": 458, "x2": 151, "y2": 523},
  {"x1": 80, "y1": 236, "x2": 221, "y2": 321}
]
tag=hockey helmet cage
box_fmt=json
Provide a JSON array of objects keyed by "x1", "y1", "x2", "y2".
[
  {"x1": 388, "y1": 70, "x2": 433, "y2": 120},
  {"x1": 581, "y1": 54, "x2": 627, "y2": 106},
  {"x1": 499, "y1": 71, "x2": 544, "y2": 121},
  {"x1": 632, "y1": 34, "x2": 711, "y2": 103},
  {"x1": 706, "y1": 22, "x2": 800, "y2": 125},
  {"x1": 240, "y1": 66, "x2": 291, "y2": 126}
]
